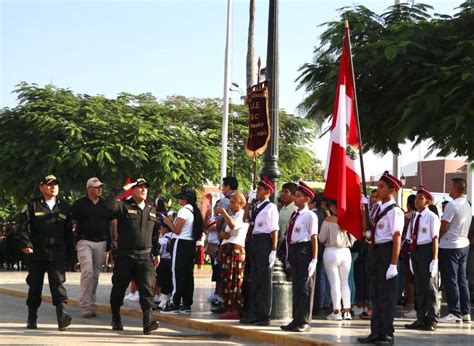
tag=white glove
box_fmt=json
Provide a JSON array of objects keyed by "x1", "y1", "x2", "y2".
[
  {"x1": 386, "y1": 264, "x2": 398, "y2": 280},
  {"x1": 247, "y1": 189, "x2": 256, "y2": 204},
  {"x1": 429, "y1": 259, "x2": 438, "y2": 278},
  {"x1": 308, "y1": 259, "x2": 318, "y2": 277},
  {"x1": 409, "y1": 258, "x2": 414, "y2": 275},
  {"x1": 360, "y1": 194, "x2": 369, "y2": 205},
  {"x1": 268, "y1": 250, "x2": 276, "y2": 268}
]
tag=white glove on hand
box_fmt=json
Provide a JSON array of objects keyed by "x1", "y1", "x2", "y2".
[
  {"x1": 429, "y1": 259, "x2": 438, "y2": 278},
  {"x1": 247, "y1": 189, "x2": 256, "y2": 204},
  {"x1": 308, "y1": 259, "x2": 318, "y2": 277},
  {"x1": 409, "y1": 258, "x2": 414, "y2": 275},
  {"x1": 360, "y1": 194, "x2": 369, "y2": 205},
  {"x1": 268, "y1": 250, "x2": 276, "y2": 268},
  {"x1": 386, "y1": 264, "x2": 398, "y2": 280}
]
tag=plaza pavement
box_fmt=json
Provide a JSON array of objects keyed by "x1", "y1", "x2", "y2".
[{"x1": 0, "y1": 269, "x2": 472, "y2": 345}]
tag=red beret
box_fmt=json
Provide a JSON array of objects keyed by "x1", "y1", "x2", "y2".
[
  {"x1": 379, "y1": 171, "x2": 403, "y2": 192},
  {"x1": 297, "y1": 181, "x2": 315, "y2": 199},
  {"x1": 258, "y1": 175, "x2": 275, "y2": 195},
  {"x1": 416, "y1": 185, "x2": 433, "y2": 201}
]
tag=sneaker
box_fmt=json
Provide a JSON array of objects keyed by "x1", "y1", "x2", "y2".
[
  {"x1": 404, "y1": 310, "x2": 417, "y2": 318},
  {"x1": 439, "y1": 313, "x2": 462, "y2": 323},
  {"x1": 179, "y1": 305, "x2": 191, "y2": 314},
  {"x1": 343, "y1": 311, "x2": 352, "y2": 320},
  {"x1": 326, "y1": 312, "x2": 342, "y2": 321},
  {"x1": 129, "y1": 292, "x2": 140, "y2": 302},
  {"x1": 161, "y1": 303, "x2": 180, "y2": 314},
  {"x1": 461, "y1": 314, "x2": 471, "y2": 323}
]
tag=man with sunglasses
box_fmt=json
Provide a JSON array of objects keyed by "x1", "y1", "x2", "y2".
[{"x1": 71, "y1": 177, "x2": 113, "y2": 318}]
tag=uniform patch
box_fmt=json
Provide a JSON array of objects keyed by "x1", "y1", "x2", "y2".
[
  {"x1": 128, "y1": 209, "x2": 138, "y2": 214},
  {"x1": 34, "y1": 211, "x2": 45, "y2": 216},
  {"x1": 150, "y1": 213, "x2": 156, "y2": 218},
  {"x1": 58, "y1": 213, "x2": 67, "y2": 220},
  {"x1": 377, "y1": 223, "x2": 384, "y2": 230},
  {"x1": 295, "y1": 227, "x2": 301, "y2": 233},
  {"x1": 421, "y1": 227, "x2": 427, "y2": 234},
  {"x1": 257, "y1": 222, "x2": 263, "y2": 227}
]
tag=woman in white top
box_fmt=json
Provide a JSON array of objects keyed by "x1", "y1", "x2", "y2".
[
  {"x1": 214, "y1": 192, "x2": 249, "y2": 320},
  {"x1": 319, "y1": 199, "x2": 356, "y2": 321}
]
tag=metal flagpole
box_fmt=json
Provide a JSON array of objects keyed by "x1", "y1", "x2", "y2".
[{"x1": 220, "y1": 0, "x2": 233, "y2": 196}]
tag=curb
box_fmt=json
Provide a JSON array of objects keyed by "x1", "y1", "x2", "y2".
[{"x1": 0, "y1": 287, "x2": 331, "y2": 345}]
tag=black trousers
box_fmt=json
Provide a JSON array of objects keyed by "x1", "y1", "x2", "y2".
[
  {"x1": 156, "y1": 258, "x2": 173, "y2": 295},
  {"x1": 367, "y1": 242, "x2": 398, "y2": 337},
  {"x1": 171, "y1": 239, "x2": 195, "y2": 307},
  {"x1": 289, "y1": 242, "x2": 315, "y2": 325},
  {"x1": 26, "y1": 258, "x2": 67, "y2": 309},
  {"x1": 411, "y1": 243, "x2": 439, "y2": 323},
  {"x1": 249, "y1": 233, "x2": 273, "y2": 321},
  {"x1": 110, "y1": 255, "x2": 155, "y2": 312}
]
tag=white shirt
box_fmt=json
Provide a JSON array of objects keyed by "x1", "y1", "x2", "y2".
[
  {"x1": 45, "y1": 199, "x2": 56, "y2": 210},
  {"x1": 158, "y1": 232, "x2": 173, "y2": 259},
  {"x1": 175, "y1": 204, "x2": 194, "y2": 240},
  {"x1": 289, "y1": 207, "x2": 318, "y2": 244},
  {"x1": 440, "y1": 197, "x2": 472, "y2": 249},
  {"x1": 252, "y1": 200, "x2": 279, "y2": 235},
  {"x1": 221, "y1": 210, "x2": 249, "y2": 247},
  {"x1": 406, "y1": 208, "x2": 440, "y2": 245},
  {"x1": 374, "y1": 199, "x2": 404, "y2": 244}
]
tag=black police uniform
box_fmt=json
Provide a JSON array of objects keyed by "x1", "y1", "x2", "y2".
[
  {"x1": 107, "y1": 188, "x2": 159, "y2": 334},
  {"x1": 16, "y1": 197, "x2": 73, "y2": 330}
]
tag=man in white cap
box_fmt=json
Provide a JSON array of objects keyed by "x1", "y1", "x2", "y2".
[{"x1": 71, "y1": 177, "x2": 113, "y2": 318}]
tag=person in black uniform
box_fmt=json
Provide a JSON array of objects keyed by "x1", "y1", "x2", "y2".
[
  {"x1": 107, "y1": 178, "x2": 160, "y2": 335},
  {"x1": 16, "y1": 174, "x2": 74, "y2": 331}
]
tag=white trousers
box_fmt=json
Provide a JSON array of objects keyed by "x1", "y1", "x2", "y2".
[
  {"x1": 323, "y1": 247, "x2": 352, "y2": 310},
  {"x1": 77, "y1": 239, "x2": 106, "y2": 310}
]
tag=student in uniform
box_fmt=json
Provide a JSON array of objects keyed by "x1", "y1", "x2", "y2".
[
  {"x1": 358, "y1": 171, "x2": 404, "y2": 346},
  {"x1": 280, "y1": 181, "x2": 318, "y2": 332},
  {"x1": 404, "y1": 186, "x2": 440, "y2": 331}
]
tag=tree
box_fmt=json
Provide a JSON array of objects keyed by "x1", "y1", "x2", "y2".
[
  {"x1": 297, "y1": 2, "x2": 474, "y2": 160},
  {"x1": 246, "y1": 0, "x2": 256, "y2": 88}
]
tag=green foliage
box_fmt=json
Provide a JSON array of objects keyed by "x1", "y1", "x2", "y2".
[
  {"x1": 297, "y1": 1, "x2": 474, "y2": 159},
  {"x1": 0, "y1": 83, "x2": 323, "y2": 218}
]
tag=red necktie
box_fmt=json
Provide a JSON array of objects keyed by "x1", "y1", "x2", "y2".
[
  {"x1": 370, "y1": 206, "x2": 381, "y2": 247},
  {"x1": 286, "y1": 211, "x2": 299, "y2": 244},
  {"x1": 410, "y1": 214, "x2": 422, "y2": 252}
]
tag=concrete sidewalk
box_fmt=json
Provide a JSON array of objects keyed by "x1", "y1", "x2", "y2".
[{"x1": 0, "y1": 270, "x2": 473, "y2": 345}]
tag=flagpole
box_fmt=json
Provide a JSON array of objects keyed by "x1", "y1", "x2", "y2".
[{"x1": 344, "y1": 20, "x2": 371, "y2": 226}]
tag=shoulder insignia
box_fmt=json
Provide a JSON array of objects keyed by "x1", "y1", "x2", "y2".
[
  {"x1": 21, "y1": 205, "x2": 27, "y2": 213},
  {"x1": 58, "y1": 213, "x2": 67, "y2": 220},
  {"x1": 128, "y1": 209, "x2": 138, "y2": 214},
  {"x1": 34, "y1": 211, "x2": 45, "y2": 216},
  {"x1": 150, "y1": 212, "x2": 156, "y2": 218}
]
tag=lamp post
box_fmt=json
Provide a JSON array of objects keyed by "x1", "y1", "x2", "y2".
[{"x1": 400, "y1": 174, "x2": 406, "y2": 209}]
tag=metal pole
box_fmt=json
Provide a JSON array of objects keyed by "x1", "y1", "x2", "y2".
[
  {"x1": 220, "y1": 0, "x2": 232, "y2": 196},
  {"x1": 262, "y1": 0, "x2": 280, "y2": 202}
]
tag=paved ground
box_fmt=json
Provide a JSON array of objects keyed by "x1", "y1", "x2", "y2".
[{"x1": 0, "y1": 269, "x2": 473, "y2": 345}]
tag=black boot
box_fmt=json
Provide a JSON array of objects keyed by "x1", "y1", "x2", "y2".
[
  {"x1": 143, "y1": 309, "x2": 159, "y2": 335},
  {"x1": 56, "y1": 304, "x2": 72, "y2": 331},
  {"x1": 111, "y1": 307, "x2": 123, "y2": 331},
  {"x1": 26, "y1": 308, "x2": 37, "y2": 329}
]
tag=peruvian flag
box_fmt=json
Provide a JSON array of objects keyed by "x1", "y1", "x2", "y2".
[{"x1": 323, "y1": 27, "x2": 363, "y2": 240}]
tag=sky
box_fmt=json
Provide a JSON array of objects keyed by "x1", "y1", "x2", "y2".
[{"x1": 0, "y1": 0, "x2": 464, "y2": 179}]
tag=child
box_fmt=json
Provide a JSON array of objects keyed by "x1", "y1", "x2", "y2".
[{"x1": 155, "y1": 222, "x2": 173, "y2": 310}]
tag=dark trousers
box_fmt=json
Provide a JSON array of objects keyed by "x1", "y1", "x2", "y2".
[
  {"x1": 171, "y1": 239, "x2": 195, "y2": 307},
  {"x1": 249, "y1": 233, "x2": 273, "y2": 321},
  {"x1": 411, "y1": 243, "x2": 439, "y2": 322},
  {"x1": 355, "y1": 245, "x2": 369, "y2": 306},
  {"x1": 289, "y1": 242, "x2": 315, "y2": 325},
  {"x1": 26, "y1": 258, "x2": 67, "y2": 309},
  {"x1": 156, "y1": 258, "x2": 172, "y2": 295},
  {"x1": 110, "y1": 255, "x2": 155, "y2": 312},
  {"x1": 439, "y1": 246, "x2": 471, "y2": 316},
  {"x1": 367, "y1": 242, "x2": 398, "y2": 337}
]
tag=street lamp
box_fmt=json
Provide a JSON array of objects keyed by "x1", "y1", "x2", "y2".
[
  {"x1": 229, "y1": 82, "x2": 245, "y2": 104},
  {"x1": 400, "y1": 174, "x2": 406, "y2": 209}
]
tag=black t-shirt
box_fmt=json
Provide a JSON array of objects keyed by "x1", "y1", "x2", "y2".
[{"x1": 71, "y1": 197, "x2": 112, "y2": 242}]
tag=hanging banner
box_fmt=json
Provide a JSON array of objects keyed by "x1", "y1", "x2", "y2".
[{"x1": 245, "y1": 81, "x2": 271, "y2": 157}]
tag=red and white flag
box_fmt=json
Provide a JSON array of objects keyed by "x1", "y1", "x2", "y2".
[{"x1": 323, "y1": 28, "x2": 363, "y2": 240}]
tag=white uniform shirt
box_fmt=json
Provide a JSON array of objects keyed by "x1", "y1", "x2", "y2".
[
  {"x1": 374, "y1": 199, "x2": 404, "y2": 244},
  {"x1": 406, "y1": 208, "x2": 440, "y2": 245},
  {"x1": 174, "y1": 204, "x2": 194, "y2": 240},
  {"x1": 221, "y1": 210, "x2": 249, "y2": 247},
  {"x1": 440, "y1": 197, "x2": 472, "y2": 249},
  {"x1": 252, "y1": 200, "x2": 279, "y2": 235},
  {"x1": 289, "y1": 207, "x2": 318, "y2": 244},
  {"x1": 158, "y1": 232, "x2": 173, "y2": 259}
]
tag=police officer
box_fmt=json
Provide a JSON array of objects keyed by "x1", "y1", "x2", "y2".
[
  {"x1": 358, "y1": 171, "x2": 404, "y2": 346},
  {"x1": 107, "y1": 178, "x2": 160, "y2": 335},
  {"x1": 16, "y1": 175, "x2": 74, "y2": 331}
]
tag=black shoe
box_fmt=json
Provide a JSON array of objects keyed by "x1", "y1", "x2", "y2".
[
  {"x1": 239, "y1": 317, "x2": 257, "y2": 324},
  {"x1": 420, "y1": 322, "x2": 437, "y2": 331},
  {"x1": 292, "y1": 323, "x2": 311, "y2": 332},
  {"x1": 56, "y1": 306, "x2": 72, "y2": 331},
  {"x1": 255, "y1": 319, "x2": 270, "y2": 326},
  {"x1": 180, "y1": 305, "x2": 192, "y2": 314},
  {"x1": 211, "y1": 306, "x2": 224, "y2": 314},
  {"x1": 161, "y1": 303, "x2": 180, "y2": 314},
  {"x1": 357, "y1": 334, "x2": 380, "y2": 344},
  {"x1": 143, "y1": 310, "x2": 159, "y2": 335},
  {"x1": 26, "y1": 316, "x2": 37, "y2": 329},
  {"x1": 375, "y1": 335, "x2": 394, "y2": 346},
  {"x1": 405, "y1": 320, "x2": 425, "y2": 329},
  {"x1": 111, "y1": 315, "x2": 124, "y2": 331},
  {"x1": 280, "y1": 321, "x2": 296, "y2": 331}
]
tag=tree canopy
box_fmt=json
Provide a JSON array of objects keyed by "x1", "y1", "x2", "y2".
[
  {"x1": 0, "y1": 82, "x2": 322, "y2": 220},
  {"x1": 297, "y1": 1, "x2": 474, "y2": 159}
]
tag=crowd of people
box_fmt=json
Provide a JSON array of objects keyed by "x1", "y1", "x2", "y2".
[{"x1": 5, "y1": 171, "x2": 474, "y2": 344}]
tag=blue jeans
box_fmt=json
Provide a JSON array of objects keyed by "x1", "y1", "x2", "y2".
[
  {"x1": 439, "y1": 246, "x2": 471, "y2": 316},
  {"x1": 318, "y1": 261, "x2": 332, "y2": 307}
]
